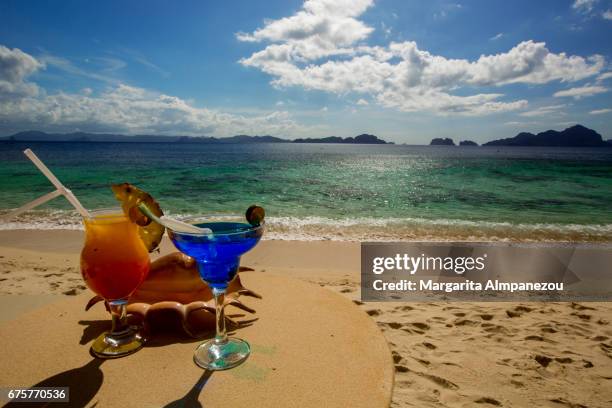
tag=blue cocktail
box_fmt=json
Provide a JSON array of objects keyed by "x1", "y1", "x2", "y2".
[{"x1": 168, "y1": 215, "x2": 264, "y2": 370}]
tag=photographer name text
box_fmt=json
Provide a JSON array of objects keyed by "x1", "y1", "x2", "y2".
[{"x1": 371, "y1": 253, "x2": 564, "y2": 293}]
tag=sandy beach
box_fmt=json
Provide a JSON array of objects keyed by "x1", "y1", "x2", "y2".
[{"x1": 1, "y1": 230, "x2": 611, "y2": 407}]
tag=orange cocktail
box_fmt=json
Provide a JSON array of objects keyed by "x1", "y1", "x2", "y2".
[
  {"x1": 81, "y1": 211, "x2": 149, "y2": 300},
  {"x1": 80, "y1": 208, "x2": 150, "y2": 358}
]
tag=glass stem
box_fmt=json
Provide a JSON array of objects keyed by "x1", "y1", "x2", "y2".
[
  {"x1": 213, "y1": 288, "x2": 228, "y2": 345},
  {"x1": 108, "y1": 299, "x2": 130, "y2": 337}
]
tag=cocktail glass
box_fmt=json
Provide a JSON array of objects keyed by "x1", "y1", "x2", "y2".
[
  {"x1": 167, "y1": 214, "x2": 264, "y2": 370},
  {"x1": 80, "y1": 208, "x2": 150, "y2": 358}
]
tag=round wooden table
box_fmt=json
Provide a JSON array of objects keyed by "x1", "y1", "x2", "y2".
[{"x1": 0, "y1": 273, "x2": 393, "y2": 407}]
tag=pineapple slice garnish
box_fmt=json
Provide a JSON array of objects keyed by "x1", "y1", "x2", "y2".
[{"x1": 111, "y1": 183, "x2": 165, "y2": 252}]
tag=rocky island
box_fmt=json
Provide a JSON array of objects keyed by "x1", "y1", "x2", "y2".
[
  {"x1": 484, "y1": 125, "x2": 609, "y2": 147},
  {"x1": 459, "y1": 140, "x2": 478, "y2": 146},
  {"x1": 1, "y1": 131, "x2": 392, "y2": 144},
  {"x1": 430, "y1": 137, "x2": 455, "y2": 146},
  {"x1": 293, "y1": 134, "x2": 390, "y2": 144}
]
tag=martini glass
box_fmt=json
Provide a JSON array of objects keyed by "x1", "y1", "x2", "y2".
[
  {"x1": 167, "y1": 214, "x2": 264, "y2": 370},
  {"x1": 80, "y1": 208, "x2": 150, "y2": 358}
]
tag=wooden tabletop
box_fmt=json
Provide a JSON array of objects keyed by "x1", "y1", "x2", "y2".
[{"x1": 0, "y1": 273, "x2": 393, "y2": 407}]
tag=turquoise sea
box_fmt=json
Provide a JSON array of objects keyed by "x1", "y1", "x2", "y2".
[{"x1": 1, "y1": 142, "x2": 611, "y2": 242}]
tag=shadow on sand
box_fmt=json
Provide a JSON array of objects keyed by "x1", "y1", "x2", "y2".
[
  {"x1": 3, "y1": 305, "x2": 249, "y2": 407},
  {"x1": 2, "y1": 358, "x2": 104, "y2": 408},
  {"x1": 162, "y1": 370, "x2": 214, "y2": 408},
  {"x1": 78, "y1": 320, "x2": 110, "y2": 345}
]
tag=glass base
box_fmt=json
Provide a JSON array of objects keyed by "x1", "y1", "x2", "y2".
[
  {"x1": 194, "y1": 338, "x2": 251, "y2": 370},
  {"x1": 90, "y1": 327, "x2": 146, "y2": 359}
]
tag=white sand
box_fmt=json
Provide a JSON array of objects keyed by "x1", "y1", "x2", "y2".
[{"x1": 1, "y1": 230, "x2": 611, "y2": 407}]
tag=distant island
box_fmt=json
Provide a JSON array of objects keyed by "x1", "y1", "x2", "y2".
[
  {"x1": 293, "y1": 134, "x2": 390, "y2": 144},
  {"x1": 427, "y1": 125, "x2": 610, "y2": 147},
  {"x1": 0, "y1": 131, "x2": 392, "y2": 145},
  {"x1": 430, "y1": 137, "x2": 479, "y2": 146},
  {"x1": 4, "y1": 126, "x2": 609, "y2": 147},
  {"x1": 459, "y1": 140, "x2": 478, "y2": 146},
  {"x1": 484, "y1": 125, "x2": 611, "y2": 147},
  {"x1": 430, "y1": 137, "x2": 455, "y2": 146}
]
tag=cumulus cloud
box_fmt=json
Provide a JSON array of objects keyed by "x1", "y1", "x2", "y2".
[
  {"x1": 238, "y1": 0, "x2": 605, "y2": 116},
  {"x1": 236, "y1": 0, "x2": 373, "y2": 61},
  {"x1": 1, "y1": 84, "x2": 306, "y2": 136},
  {"x1": 0, "y1": 45, "x2": 44, "y2": 100},
  {"x1": 589, "y1": 108, "x2": 611, "y2": 114},
  {"x1": 356, "y1": 98, "x2": 369, "y2": 105},
  {"x1": 553, "y1": 85, "x2": 608, "y2": 99},
  {"x1": 490, "y1": 33, "x2": 504, "y2": 41},
  {"x1": 0, "y1": 46, "x2": 307, "y2": 136},
  {"x1": 604, "y1": 10, "x2": 612, "y2": 19}
]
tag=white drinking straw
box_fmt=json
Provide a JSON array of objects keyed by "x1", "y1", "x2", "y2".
[{"x1": 3, "y1": 149, "x2": 90, "y2": 219}]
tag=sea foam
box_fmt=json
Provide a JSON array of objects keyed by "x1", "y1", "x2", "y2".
[{"x1": 1, "y1": 210, "x2": 610, "y2": 243}]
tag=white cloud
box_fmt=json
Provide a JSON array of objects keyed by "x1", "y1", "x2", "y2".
[
  {"x1": 0, "y1": 46, "x2": 43, "y2": 82},
  {"x1": 116, "y1": 47, "x2": 170, "y2": 78},
  {"x1": 0, "y1": 46, "x2": 309, "y2": 137},
  {"x1": 0, "y1": 45, "x2": 44, "y2": 100},
  {"x1": 490, "y1": 33, "x2": 504, "y2": 41},
  {"x1": 573, "y1": 0, "x2": 598, "y2": 12},
  {"x1": 589, "y1": 108, "x2": 611, "y2": 114},
  {"x1": 553, "y1": 85, "x2": 608, "y2": 99},
  {"x1": 356, "y1": 98, "x2": 369, "y2": 105},
  {"x1": 238, "y1": 1, "x2": 604, "y2": 116},
  {"x1": 604, "y1": 10, "x2": 612, "y2": 19},
  {"x1": 90, "y1": 56, "x2": 126, "y2": 72},
  {"x1": 597, "y1": 72, "x2": 612, "y2": 81},
  {"x1": 502, "y1": 120, "x2": 542, "y2": 126},
  {"x1": 460, "y1": 41, "x2": 603, "y2": 86},
  {"x1": 236, "y1": 0, "x2": 373, "y2": 61},
  {"x1": 519, "y1": 104, "x2": 566, "y2": 117},
  {"x1": 39, "y1": 54, "x2": 119, "y2": 84},
  {"x1": 1, "y1": 84, "x2": 308, "y2": 136},
  {"x1": 503, "y1": 121, "x2": 537, "y2": 126}
]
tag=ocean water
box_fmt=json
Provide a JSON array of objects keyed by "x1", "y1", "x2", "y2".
[{"x1": 1, "y1": 142, "x2": 611, "y2": 242}]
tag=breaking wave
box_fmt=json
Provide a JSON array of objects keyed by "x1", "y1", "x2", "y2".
[{"x1": 1, "y1": 210, "x2": 611, "y2": 243}]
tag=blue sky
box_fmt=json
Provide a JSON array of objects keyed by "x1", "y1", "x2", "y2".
[{"x1": 0, "y1": 0, "x2": 611, "y2": 143}]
